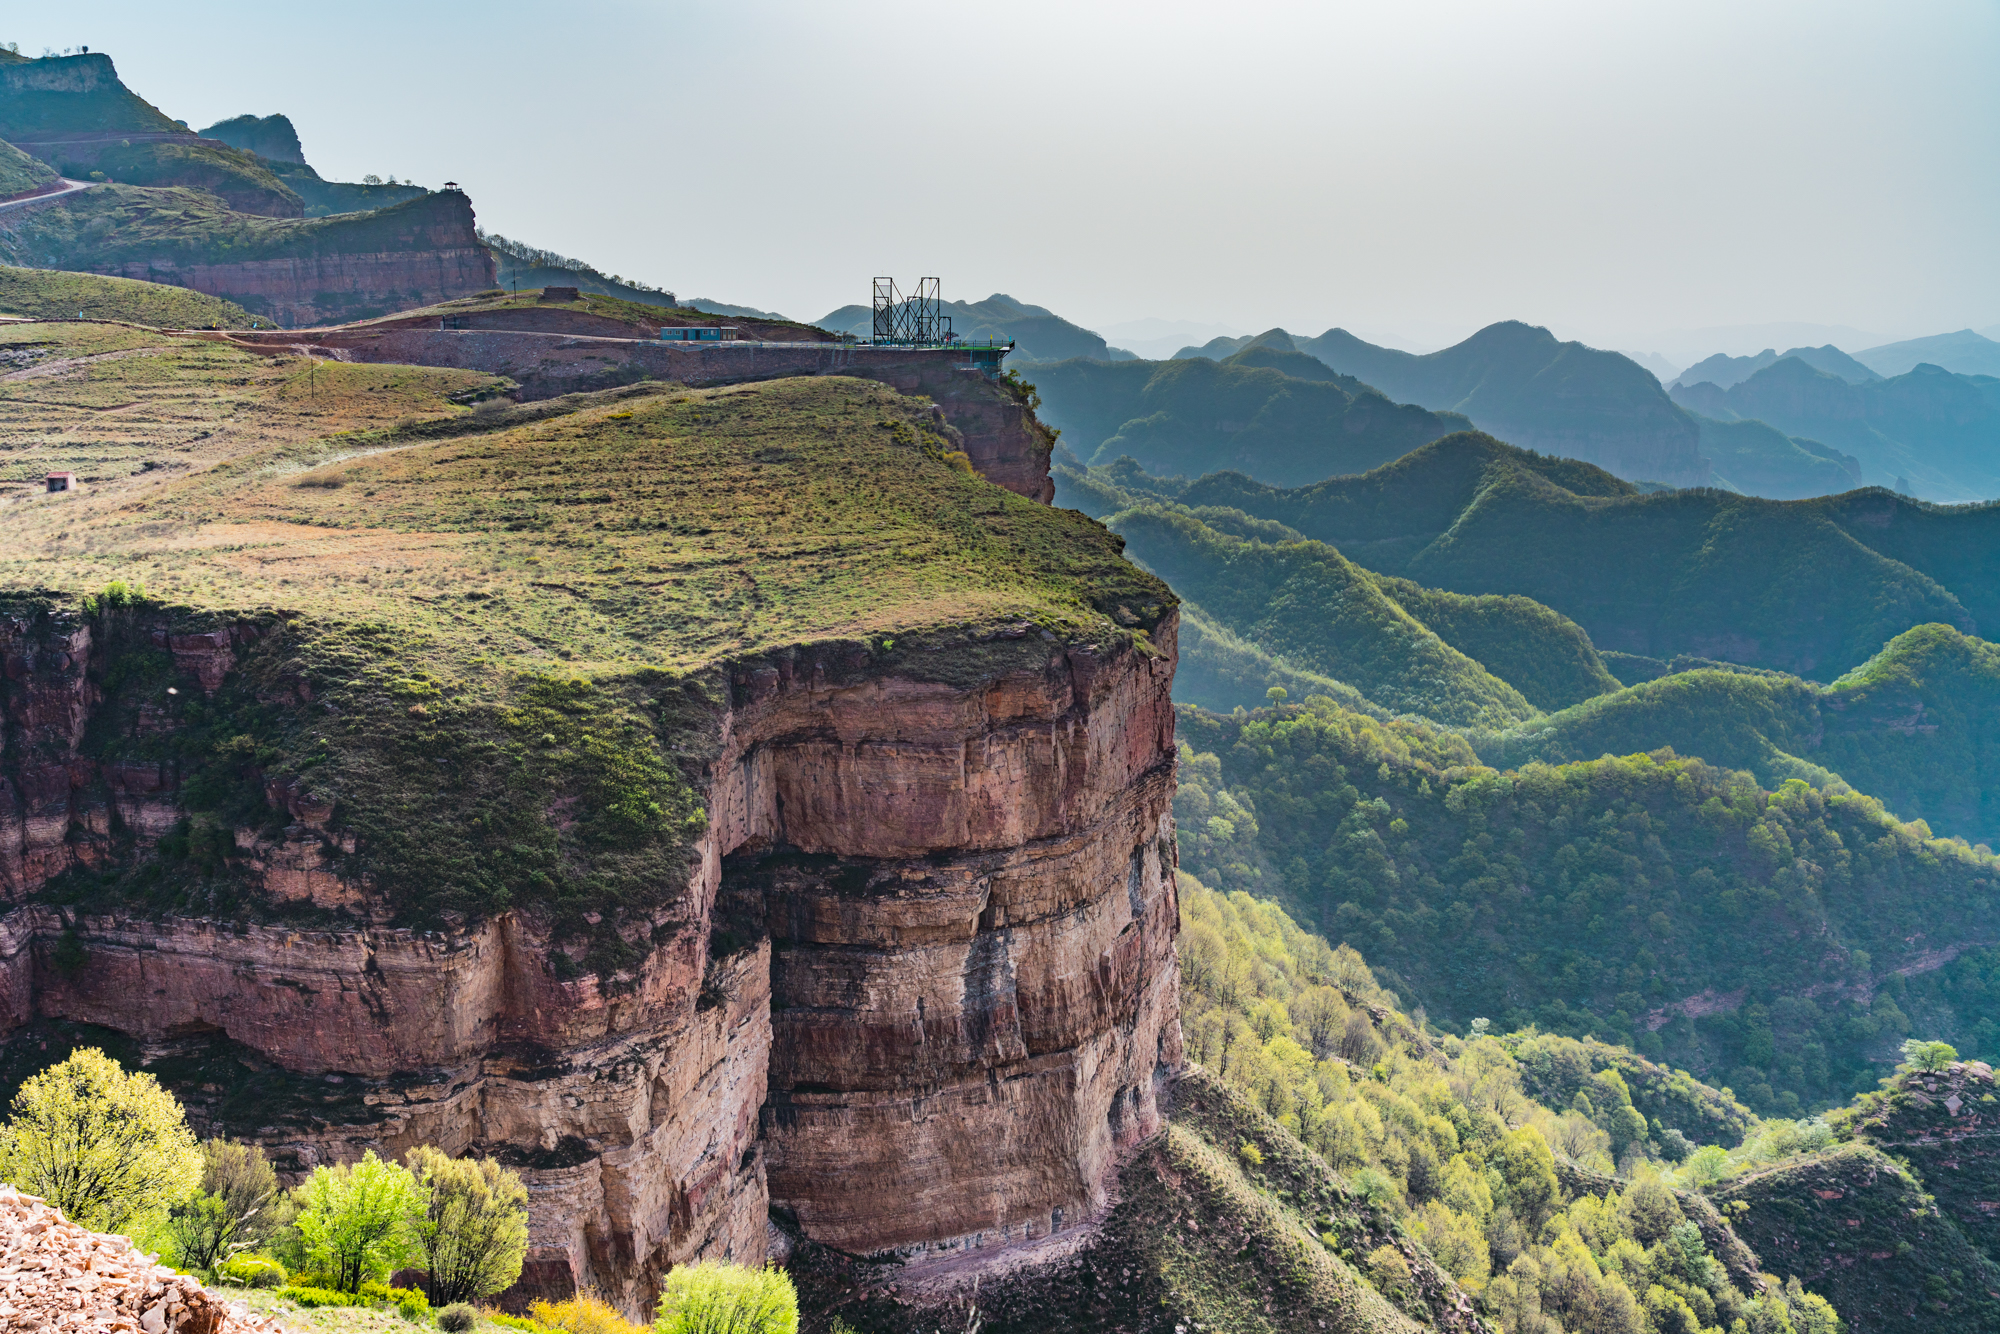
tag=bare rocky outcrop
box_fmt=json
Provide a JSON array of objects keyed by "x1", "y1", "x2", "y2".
[
  {"x1": 0, "y1": 595, "x2": 1181, "y2": 1314},
  {"x1": 0, "y1": 1185, "x2": 285, "y2": 1333}
]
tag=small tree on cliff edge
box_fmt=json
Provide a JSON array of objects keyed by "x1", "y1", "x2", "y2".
[
  {"x1": 0, "y1": 1048, "x2": 202, "y2": 1233},
  {"x1": 407, "y1": 1145, "x2": 529, "y2": 1304},
  {"x1": 294, "y1": 1150, "x2": 424, "y2": 1293}
]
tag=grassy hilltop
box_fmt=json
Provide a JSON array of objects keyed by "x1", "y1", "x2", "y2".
[
  {"x1": 0, "y1": 320, "x2": 1165, "y2": 953},
  {"x1": 0, "y1": 263, "x2": 253, "y2": 325}
]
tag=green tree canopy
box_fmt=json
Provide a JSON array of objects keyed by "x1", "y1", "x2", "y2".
[
  {"x1": 655, "y1": 1261, "x2": 798, "y2": 1334},
  {"x1": 407, "y1": 1145, "x2": 530, "y2": 1304},
  {"x1": 0, "y1": 1048, "x2": 201, "y2": 1232},
  {"x1": 293, "y1": 1150, "x2": 425, "y2": 1294},
  {"x1": 165, "y1": 1138, "x2": 286, "y2": 1272}
]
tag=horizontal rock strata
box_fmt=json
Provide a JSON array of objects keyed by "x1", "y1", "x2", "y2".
[{"x1": 0, "y1": 600, "x2": 1181, "y2": 1313}]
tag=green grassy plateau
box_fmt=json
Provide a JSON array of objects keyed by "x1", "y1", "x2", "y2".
[
  {"x1": 0, "y1": 321, "x2": 1167, "y2": 950},
  {"x1": 0, "y1": 263, "x2": 253, "y2": 325}
]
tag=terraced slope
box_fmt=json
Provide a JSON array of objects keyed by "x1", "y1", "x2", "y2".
[{"x1": 0, "y1": 319, "x2": 497, "y2": 498}]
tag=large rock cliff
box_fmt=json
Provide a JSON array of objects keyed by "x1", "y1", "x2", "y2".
[{"x1": 0, "y1": 374, "x2": 1178, "y2": 1314}]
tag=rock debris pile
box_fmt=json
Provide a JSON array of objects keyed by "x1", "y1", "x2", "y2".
[{"x1": 0, "y1": 1187, "x2": 287, "y2": 1333}]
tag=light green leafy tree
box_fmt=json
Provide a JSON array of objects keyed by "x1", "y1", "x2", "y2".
[
  {"x1": 1900, "y1": 1038, "x2": 1959, "y2": 1072},
  {"x1": 0, "y1": 1048, "x2": 202, "y2": 1232},
  {"x1": 294, "y1": 1150, "x2": 425, "y2": 1293},
  {"x1": 655, "y1": 1261, "x2": 798, "y2": 1334},
  {"x1": 407, "y1": 1145, "x2": 530, "y2": 1304}
]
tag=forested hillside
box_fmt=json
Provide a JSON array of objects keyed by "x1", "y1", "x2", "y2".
[
  {"x1": 1174, "y1": 696, "x2": 2000, "y2": 1117},
  {"x1": 1473, "y1": 623, "x2": 2000, "y2": 847},
  {"x1": 1077, "y1": 434, "x2": 2000, "y2": 679},
  {"x1": 1029, "y1": 348, "x2": 1468, "y2": 485},
  {"x1": 1178, "y1": 875, "x2": 1883, "y2": 1334}
]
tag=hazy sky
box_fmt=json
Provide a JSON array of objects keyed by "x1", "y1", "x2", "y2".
[{"x1": 16, "y1": 2, "x2": 1999, "y2": 357}]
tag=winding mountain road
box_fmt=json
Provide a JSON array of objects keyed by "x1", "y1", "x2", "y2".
[{"x1": 0, "y1": 178, "x2": 91, "y2": 217}]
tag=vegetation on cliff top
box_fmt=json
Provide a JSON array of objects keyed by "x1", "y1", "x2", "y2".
[
  {"x1": 0, "y1": 185, "x2": 476, "y2": 270},
  {"x1": 0, "y1": 320, "x2": 499, "y2": 494},
  {"x1": 36, "y1": 138, "x2": 303, "y2": 218},
  {"x1": 2, "y1": 333, "x2": 1168, "y2": 939},
  {"x1": 0, "y1": 264, "x2": 253, "y2": 325},
  {"x1": 0, "y1": 53, "x2": 181, "y2": 138},
  {"x1": 354, "y1": 285, "x2": 828, "y2": 341}
]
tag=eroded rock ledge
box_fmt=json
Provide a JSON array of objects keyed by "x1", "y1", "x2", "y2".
[{"x1": 0, "y1": 607, "x2": 1182, "y2": 1313}]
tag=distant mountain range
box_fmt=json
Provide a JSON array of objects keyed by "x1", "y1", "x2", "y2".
[
  {"x1": 1062, "y1": 431, "x2": 2000, "y2": 682},
  {"x1": 1852, "y1": 328, "x2": 2000, "y2": 378},
  {"x1": 1031, "y1": 343, "x2": 1468, "y2": 487},
  {"x1": 1170, "y1": 322, "x2": 1726, "y2": 488},
  {"x1": 1293, "y1": 321, "x2": 1711, "y2": 486},
  {"x1": 1673, "y1": 357, "x2": 2000, "y2": 501},
  {"x1": 1673, "y1": 344, "x2": 1880, "y2": 390}
]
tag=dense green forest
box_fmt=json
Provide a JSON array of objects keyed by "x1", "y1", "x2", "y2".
[
  {"x1": 1179, "y1": 875, "x2": 1868, "y2": 1334},
  {"x1": 1081, "y1": 455, "x2": 2000, "y2": 852},
  {"x1": 1472, "y1": 622, "x2": 2000, "y2": 848},
  {"x1": 1174, "y1": 695, "x2": 2000, "y2": 1118}
]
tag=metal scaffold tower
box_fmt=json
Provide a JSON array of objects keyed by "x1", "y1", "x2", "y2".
[{"x1": 871, "y1": 277, "x2": 954, "y2": 345}]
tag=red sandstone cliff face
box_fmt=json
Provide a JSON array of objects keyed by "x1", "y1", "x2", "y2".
[
  {"x1": 86, "y1": 193, "x2": 496, "y2": 327},
  {"x1": 0, "y1": 602, "x2": 1180, "y2": 1313}
]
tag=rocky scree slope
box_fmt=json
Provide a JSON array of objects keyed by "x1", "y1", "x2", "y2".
[
  {"x1": 0, "y1": 1184, "x2": 285, "y2": 1333},
  {"x1": 0, "y1": 370, "x2": 1183, "y2": 1316}
]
